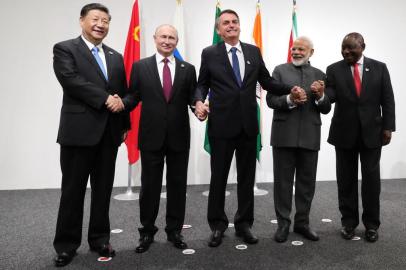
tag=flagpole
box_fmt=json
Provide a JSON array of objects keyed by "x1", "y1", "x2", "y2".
[
  {"x1": 251, "y1": 0, "x2": 268, "y2": 196},
  {"x1": 114, "y1": 163, "x2": 139, "y2": 200}
]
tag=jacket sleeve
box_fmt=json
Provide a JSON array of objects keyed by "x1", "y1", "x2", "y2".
[
  {"x1": 195, "y1": 48, "x2": 210, "y2": 103},
  {"x1": 381, "y1": 63, "x2": 396, "y2": 131}
]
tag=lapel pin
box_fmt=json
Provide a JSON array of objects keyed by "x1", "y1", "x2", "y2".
[
  {"x1": 108, "y1": 51, "x2": 113, "y2": 55},
  {"x1": 365, "y1": 68, "x2": 369, "y2": 72},
  {"x1": 246, "y1": 60, "x2": 251, "y2": 65},
  {"x1": 181, "y1": 63, "x2": 185, "y2": 68}
]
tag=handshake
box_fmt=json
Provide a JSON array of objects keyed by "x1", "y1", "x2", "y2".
[
  {"x1": 290, "y1": 80, "x2": 325, "y2": 105},
  {"x1": 105, "y1": 94, "x2": 125, "y2": 113}
]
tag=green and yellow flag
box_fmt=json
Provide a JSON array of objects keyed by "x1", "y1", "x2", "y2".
[{"x1": 203, "y1": 1, "x2": 222, "y2": 154}]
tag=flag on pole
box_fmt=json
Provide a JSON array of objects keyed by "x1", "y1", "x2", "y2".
[
  {"x1": 287, "y1": 0, "x2": 298, "y2": 63},
  {"x1": 173, "y1": 0, "x2": 185, "y2": 60},
  {"x1": 124, "y1": 0, "x2": 141, "y2": 164},
  {"x1": 203, "y1": 0, "x2": 222, "y2": 154},
  {"x1": 252, "y1": 0, "x2": 263, "y2": 161}
]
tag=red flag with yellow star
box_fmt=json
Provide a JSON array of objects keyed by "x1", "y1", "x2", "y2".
[{"x1": 124, "y1": 0, "x2": 141, "y2": 164}]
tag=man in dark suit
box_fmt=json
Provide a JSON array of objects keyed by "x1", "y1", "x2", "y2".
[
  {"x1": 124, "y1": 24, "x2": 196, "y2": 253},
  {"x1": 267, "y1": 36, "x2": 331, "y2": 243},
  {"x1": 194, "y1": 9, "x2": 304, "y2": 247},
  {"x1": 52, "y1": 3, "x2": 128, "y2": 267},
  {"x1": 325, "y1": 32, "x2": 395, "y2": 242}
]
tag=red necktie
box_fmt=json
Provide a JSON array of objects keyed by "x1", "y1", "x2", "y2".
[
  {"x1": 353, "y1": 63, "x2": 362, "y2": 97},
  {"x1": 162, "y1": 58, "x2": 172, "y2": 102}
]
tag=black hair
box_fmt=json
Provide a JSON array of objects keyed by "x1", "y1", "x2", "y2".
[
  {"x1": 80, "y1": 3, "x2": 111, "y2": 21},
  {"x1": 215, "y1": 9, "x2": 239, "y2": 29}
]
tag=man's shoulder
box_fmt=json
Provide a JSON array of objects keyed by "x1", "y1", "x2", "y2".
[
  {"x1": 202, "y1": 42, "x2": 222, "y2": 53},
  {"x1": 54, "y1": 37, "x2": 80, "y2": 48},
  {"x1": 327, "y1": 59, "x2": 346, "y2": 71},
  {"x1": 240, "y1": 42, "x2": 259, "y2": 50},
  {"x1": 364, "y1": 57, "x2": 386, "y2": 67},
  {"x1": 177, "y1": 59, "x2": 195, "y2": 69},
  {"x1": 102, "y1": 44, "x2": 122, "y2": 58}
]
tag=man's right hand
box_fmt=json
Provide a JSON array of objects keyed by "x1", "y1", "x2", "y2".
[
  {"x1": 106, "y1": 94, "x2": 124, "y2": 113},
  {"x1": 195, "y1": 101, "x2": 209, "y2": 121},
  {"x1": 290, "y1": 86, "x2": 307, "y2": 105}
]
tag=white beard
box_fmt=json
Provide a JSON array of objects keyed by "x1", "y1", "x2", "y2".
[{"x1": 292, "y1": 55, "x2": 310, "y2": 66}]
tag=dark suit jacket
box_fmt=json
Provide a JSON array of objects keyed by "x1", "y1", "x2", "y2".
[
  {"x1": 267, "y1": 63, "x2": 331, "y2": 151},
  {"x1": 125, "y1": 55, "x2": 197, "y2": 151},
  {"x1": 53, "y1": 36, "x2": 129, "y2": 147},
  {"x1": 325, "y1": 57, "x2": 396, "y2": 148},
  {"x1": 195, "y1": 41, "x2": 291, "y2": 138}
]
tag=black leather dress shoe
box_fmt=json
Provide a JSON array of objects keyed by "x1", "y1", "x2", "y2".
[
  {"x1": 274, "y1": 225, "x2": 289, "y2": 243},
  {"x1": 365, "y1": 229, "x2": 379, "y2": 242},
  {"x1": 208, "y1": 230, "x2": 224, "y2": 247},
  {"x1": 167, "y1": 232, "x2": 188, "y2": 249},
  {"x1": 135, "y1": 235, "x2": 154, "y2": 253},
  {"x1": 341, "y1": 227, "x2": 355, "y2": 240},
  {"x1": 294, "y1": 226, "x2": 319, "y2": 241},
  {"x1": 235, "y1": 229, "x2": 259, "y2": 244},
  {"x1": 54, "y1": 251, "x2": 76, "y2": 267},
  {"x1": 90, "y1": 243, "x2": 116, "y2": 257}
]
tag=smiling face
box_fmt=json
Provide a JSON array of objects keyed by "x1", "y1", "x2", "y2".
[
  {"x1": 341, "y1": 34, "x2": 365, "y2": 65},
  {"x1": 154, "y1": 25, "x2": 178, "y2": 57},
  {"x1": 291, "y1": 38, "x2": 314, "y2": 66},
  {"x1": 216, "y1": 12, "x2": 240, "y2": 45},
  {"x1": 80, "y1": 9, "x2": 110, "y2": 45}
]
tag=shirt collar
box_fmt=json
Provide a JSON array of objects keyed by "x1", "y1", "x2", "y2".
[
  {"x1": 357, "y1": 55, "x2": 364, "y2": 65},
  {"x1": 225, "y1": 41, "x2": 242, "y2": 53},
  {"x1": 81, "y1": 35, "x2": 103, "y2": 51},
  {"x1": 156, "y1": 53, "x2": 175, "y2": 65}
]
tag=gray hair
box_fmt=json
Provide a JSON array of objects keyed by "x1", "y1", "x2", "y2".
[
  {"x1": 154, "y1": 24, "x2": 179, "y2": 40},
  {"x1": 295, "y1": 36, "x2": 314, "y2": 49}
]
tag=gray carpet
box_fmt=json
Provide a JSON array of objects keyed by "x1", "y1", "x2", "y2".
[{"x1": 0, "y1": 179, "x2": 405, "y2": 270}]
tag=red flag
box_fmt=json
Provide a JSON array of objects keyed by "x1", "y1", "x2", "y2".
[
  {"x1": 124, "y1": 0, "x2": 141, "y2": 164},
  {"x1": 287, "y1": 0, "x2": 298, "y2": 63}
]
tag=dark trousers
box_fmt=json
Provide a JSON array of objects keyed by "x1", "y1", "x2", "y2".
[
  {"x1": 138, "y1": 147, "x2": 189, "y2": 236},
  {"x1": 272, "y1": 147, "x2": 318, "y2": 228},
  {"x1": 335, "y1": 145, "x2": 382, "y2": 230},
  {"x1": 54, "y1": 130, "x2": 118, "y2": 253},
  {"x1": 208, "y1": 133, "x2": 257, "y2": 232}
]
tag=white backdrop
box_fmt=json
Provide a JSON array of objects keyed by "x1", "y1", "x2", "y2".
[{"x1": 0, "y1": 0, "x2": 405, "y2": 190}]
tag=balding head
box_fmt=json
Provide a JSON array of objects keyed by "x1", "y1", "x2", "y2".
[{"x1": 153, "y1": 24, "x2": 178, "y2": 57}]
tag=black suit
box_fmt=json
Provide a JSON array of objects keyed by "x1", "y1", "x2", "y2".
[
  {"x1": 326, "y1": 57, "x2": 395, "y2": 230},
  {"x1": 195, "y1": 41, "x2": 291, "y2": 232},
  {"x1": 53, "y1": 36, "x2": 128, "y2": 253},
  {"x1": 267, "y1": 63, "x2": 331, "y2": 228},
  {"x1": 126, "y1": 55, "x2": 196, "y2": 236}
]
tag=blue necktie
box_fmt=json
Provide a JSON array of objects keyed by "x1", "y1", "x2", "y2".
[
  {"x1": 91, "y1": 46, "x2": 108, "y2": 80},
  {"x1": 230, "y1": 47, "x2": 242, "y2": 87}
]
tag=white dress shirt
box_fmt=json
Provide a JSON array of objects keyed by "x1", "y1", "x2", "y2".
[
  {"x1": 156, "y1": 53, "x2": 176, "y2": 87},
  {"x1": 224, "y1": 42, "x2": 245, "y2": 80},
  {"x1": 351, "y1": 55, "x2": 364, "y2": 81},
  {"x1": 81, "y1": 35, "x2": 108, "y2": 77}
]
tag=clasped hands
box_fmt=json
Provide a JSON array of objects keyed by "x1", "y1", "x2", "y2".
[
  {"x1": 290, "y1": 80, "x2": 325, "y2": 105},
  {"x1": 195, "y1": 101, "x2": 209, "y2": 121},
  {"x1": 105, "y1": 94, "x2": 124, "y2": 113}
]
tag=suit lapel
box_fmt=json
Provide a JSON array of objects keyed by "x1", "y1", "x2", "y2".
[
  {"x1": 146, "y1": 55, "x2": 166, "y2": 101},
  {"x1": 75, "y1": 37, "x2": 108, "y2": 82},
  {"x1": 341, "y1": 60, "x2": 358, "y2": 100},
  {"x1": 217, "y1": 42, "x2": 240, "y2": 87},
  {"x1": 240, "y1": 42, "x2": 253, "y2": 86},
  {"x1": 170, "y1": 58, "x2": 185, "y2": 101},
  {"x1": 359, "y1": 57, "x2": 371, "y2": 99},
  {"x1": 103, "y1": 44, "x2": 114, "y2": 82}
]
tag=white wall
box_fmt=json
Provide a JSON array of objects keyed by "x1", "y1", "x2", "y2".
[{"x1": 0, "y1": 0, "x2": 405, "y2": 190}]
